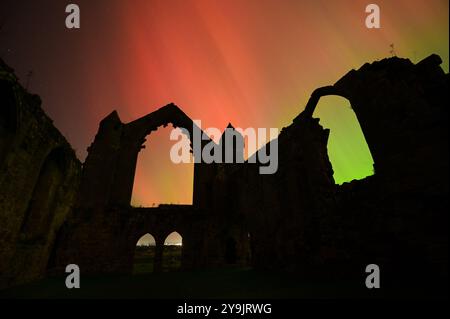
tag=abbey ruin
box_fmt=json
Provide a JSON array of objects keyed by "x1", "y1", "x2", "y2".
[{"x1": 0, "y1": 54, "x2": 448, "y2": 292}]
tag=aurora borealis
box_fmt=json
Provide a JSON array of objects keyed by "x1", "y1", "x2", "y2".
[{"x1": 0, "y1": 0, "x2": 448, "y2": 206}]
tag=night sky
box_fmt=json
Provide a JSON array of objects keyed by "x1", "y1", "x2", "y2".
[{"x1": 0, "y1": 0, "x2": 448, "y2": 207}]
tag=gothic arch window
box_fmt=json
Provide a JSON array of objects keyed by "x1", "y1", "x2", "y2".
[
  {"x1": 314, "y1": 95, "x2": 374, "y2": 184},
  {"x1": 131, "y1": 125, "x2": 194, "y2": 207}
]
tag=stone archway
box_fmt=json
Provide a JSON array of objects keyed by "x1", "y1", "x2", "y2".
[
  {"x1": 313, "y1": 95, "x2": 374, "y2": 184},
  {"x1": 55, "y1": 104, "x2": 213, "y2": 275},
  {"x1": 162, "y1": 231, "x2": 183, "y2": 272},
  {"x1": 133, "y1": 233, "x2": 157, "y2": 274},
  {"x1": 131, "y1": 125, "x2": 194, "y2": 207},
  {"x1": 107, "y1": 103, "x2": 210, "y2": 207}
]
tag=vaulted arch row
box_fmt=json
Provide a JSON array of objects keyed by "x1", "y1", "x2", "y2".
[{"x1": 129, "y1": 223, "x2": 194, "y2": 274}]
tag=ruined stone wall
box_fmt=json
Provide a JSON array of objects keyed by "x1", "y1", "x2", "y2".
[
  {"x1": 1, "y1": 54, "x2": 447, "y2": 289},
  {"x1": 196, "y1": 161, "x2": 252, "y2": 268},
  {"x1": 0, "y1": 60, "x2": 81, "y2": 288},
  {"x1": 53, "y1": 204, "x2": 208, "y2": 275},
  {"x1": 333, "y1": 55, "x2": 448, "y2": 191},
  {"x1": 233, "y1": 55, "x2": 448, "y2": 283},
  {"x1": 232, "y1": 117, "x2": 336, "y2": 272},
  {"x1": 52, "y1": 110, "x2": 130, "y2": 274},
  {"x1": 330, "y1": 55, "x2": 449, "y2": 282},
  {"x1": 53, "y1": 104, "x2": 219, "y2": 274},
  {"x1": 125, "y1": 206, "x2": 209, "y2": 271}
]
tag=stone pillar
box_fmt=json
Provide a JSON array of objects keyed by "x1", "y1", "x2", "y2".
[{"x1": 154, "y1": 238, "x2": 164, "y2": 273}]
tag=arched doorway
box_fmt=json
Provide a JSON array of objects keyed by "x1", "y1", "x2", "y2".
[
  {"x1": 19, "y1": 147, "x2": 66, "y2": 242},
  {"x1": 133, "y1": 233, "x2": 156, "y2": 274},
  {"x1": 313, "y1": 95, "x2": 374, "y2": 184},
  {"x1": 0, "y1": 79, "x2": 17, "y2": 165},
  {"x1": 162, "y1": 231, "x2": 182, "y2": 272},
  {"x1": 131, "y1": 125, "x2": 194, "y2": 207}
]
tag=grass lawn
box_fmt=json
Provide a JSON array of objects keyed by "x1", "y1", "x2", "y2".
[
  {"x1": 1, "y1": 246, "x2": 447, "y2": 299},
  {"x1": 0, "y1": 267, "x2": 369, "y2": 299},
  {"x1": 133, "y1": 245, "x2": 181, "y2": 274},
  {"x1": 2, "y1": 266, "x2": 443, "y2": 299}
]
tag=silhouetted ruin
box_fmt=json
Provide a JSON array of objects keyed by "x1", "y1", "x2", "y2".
[{"x1": 0, "y1": 55, "x2": 448, "y2": 293}]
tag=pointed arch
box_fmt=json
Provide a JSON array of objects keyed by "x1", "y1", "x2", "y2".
[
  {"x1": 131, "y1": 125, "x2": 194, "y2": 207},
  {"x1": 107, "y1": 103, "x2": 215, "y2": 206},
  {"x1": 162, "y1": 231, "x2": 183, "y2": 272},
  {"x1": 133, "y1": 233, "x2": 156, "y2": 274},
  {"x1": 164, "y1": 231, "x2": 182, "y2": 246},
  {"x1": 313, "y1": 95, "x2": 374, "y2": 184},
  {"x1": 136, "y1": 233, "x2": 156, "y2": 246}
]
